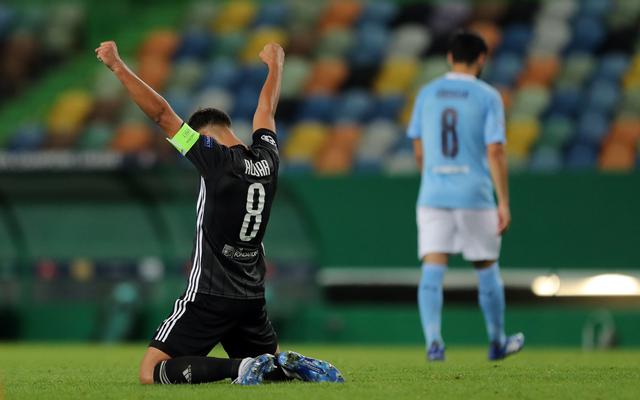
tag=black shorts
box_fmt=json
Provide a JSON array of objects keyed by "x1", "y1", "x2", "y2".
[{"x1": 149, "y1": 293, "x2": 278, "y2": 359}]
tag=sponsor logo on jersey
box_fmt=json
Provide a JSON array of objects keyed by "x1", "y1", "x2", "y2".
[
  {"x1": 432, "y1": 165, "x2": 470, "y2": 174},
  {"x1": 260, "y1": 134, "x2": 276, "y2": 147},
  {"x1": 244, "y1": 159, "x2": 271, "y2": 177},
  {"x1": 222, "y1": 244, "x2": 259, "y2": 260}
]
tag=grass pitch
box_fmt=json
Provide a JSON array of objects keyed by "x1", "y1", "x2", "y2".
[{"x1": 0, "y1": 344, "x2": 638, "y2": 400}]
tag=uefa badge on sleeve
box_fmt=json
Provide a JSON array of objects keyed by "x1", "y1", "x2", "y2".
[{"x1": 261, "y1": 134, "x2": 276, "y2": 147}]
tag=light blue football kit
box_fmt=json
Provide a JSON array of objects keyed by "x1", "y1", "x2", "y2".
[
  {"x1": 408, "y1": 72, "x2": 506, "y2": 209},
  {"x1": 408, "y1": 72, "x2": 513, "y2": 355}
]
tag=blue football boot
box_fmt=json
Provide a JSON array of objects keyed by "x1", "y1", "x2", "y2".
[
  {"x1": 277, "y1": 351, "x2": 345, "y2": 383},
  {"x1": 233, "y1": 354, "x2": 276, "y2": 385},
  {"x1": 488, "y1": 332, "x2": 525, "y2": 361},
  {"x1": 427, "y1": 341, "x2": 446, "y2": 361}
]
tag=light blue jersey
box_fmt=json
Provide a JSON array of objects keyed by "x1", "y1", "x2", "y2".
[{"x1": 408, "y1": 72, "x2": 506, "y2": 209}]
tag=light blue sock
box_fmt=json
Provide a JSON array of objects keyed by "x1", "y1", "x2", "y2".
[
  {"x1": 418, "y1": 263, "x2": 446, "y2": 347},
  {"x1": 476, "y1": 262, "x2": 506, "y2": 346}
]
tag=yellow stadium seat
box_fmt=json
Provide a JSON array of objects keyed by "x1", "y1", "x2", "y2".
[
  {"x1": 241, "y1": 28, "x2": 288, "y2": 63},
  {"x1": 284, "y1": 122, "x2": 329, "y2": 162},
  {"x1": 506, "y1": 117, "x2": 540, "y2": 158},
  {"x1": 212, "y1": 0, "x2": 257, "y2": 34},
  {"x1": 375, "y1": 58, "x2": 419, "y2": 95},
  {"x1": 47, "y1": 90, "x2": 94, "y2": 136}
]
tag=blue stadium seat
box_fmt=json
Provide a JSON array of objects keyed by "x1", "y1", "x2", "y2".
[
  {"x1": 580, "y1": 0, "x2": 612, "y2": 18},
  {"x1": 357, "y1": 0, "x2": 397, "y2": 27},
  {"x1": 529, "y1": 146, "x2": 563, "y2": 171},
  {"x1": 201, "y1": 58, "x2": 240, "y2": 90},
  {"x1": 231, "y1": 86, "x2": 258, "y2": 120},
  {"x1": 593, "y1": 53, "x2": 629, "y2": 82},
  {"x1": 298, "y1": 95, "x2": 337, "y2": 122},
  {"x1": 253, "y1": 2, "x2": 289, "y2": 27},
  {"x1": 374, "y1": 95, "x2": 405, "y2": 121},
  {"x1": 487, "y1": 52, "x2": 524, "y2": 86},
  {"x1": 173, "y1": 28, "x2": 213, "y2": 61},
  {"x1": 568, "y1": 16, "x2": 605, "y2": 52},
  {"x1": 585, "y1": 79, "x2": 620, "y2": 113},
  {"x1": 564, "y1": 142, "x2": 598, "y2": 169},
  {"x1": 350, "y1": 23, "x2": 388, "y2": 67},
  {"x1": 498, "y1": 24, "x2": 532, "y2": 55},
  {"x1": 549, "y1": 86, "x2": 583, "y2": 116},
  {"x1": 334, "y1": 90, "x2": 375, "y2": 123},
  {"x1": 576, "y1": 109, "x2": 610, "y2": 146},
  {"x1": 7, "y1": 124, "x2": 45, "y2": 151}
]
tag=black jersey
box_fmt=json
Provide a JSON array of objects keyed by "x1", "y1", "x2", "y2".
[{"x1": 172, "y1": 124, "x2": 279, "y2": 299}]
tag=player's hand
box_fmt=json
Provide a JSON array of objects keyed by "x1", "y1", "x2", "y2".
[
  {"x1": 259, "y1": 43, "x2": 284, "y2": 68},
  {"x1": 497, "y1": 203, "x2": 511, "y2": 235},
  {"x1": 95, "y1": 41, "x2": 123, "y2": 71}
]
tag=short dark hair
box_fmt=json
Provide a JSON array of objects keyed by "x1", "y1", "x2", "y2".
[
  {"x1": 448, "y1": 31, "x2": 488, "y2": 65},
  {"x1": 187, "y1": 108, "x2": 232, "y2": 130}
]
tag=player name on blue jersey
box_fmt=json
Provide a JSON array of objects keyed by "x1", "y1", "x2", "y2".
[{"x1": 408, "y1": 72, "x2": 506, "y2": 209}]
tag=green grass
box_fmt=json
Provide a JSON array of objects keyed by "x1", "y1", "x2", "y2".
[{"x1": 0, "y1": 344, "x2": 639, "y2": 400}]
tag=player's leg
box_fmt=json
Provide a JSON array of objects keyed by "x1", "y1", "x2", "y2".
[
  {"x1": 221, "y1": 298, "x2": 289, "y2": 382},
  {"x1": 220, "y1": 298, "x2": 344, "y2": 383},
  {"x1": 416, "y1": 207, "x2": 456, "y2": 360},
  {"x1": 458, "y1": 209, "x2": 524, "y2": 359},
  {"x1": 142, "y1": 294, "x2": 270, "y2": 384}
]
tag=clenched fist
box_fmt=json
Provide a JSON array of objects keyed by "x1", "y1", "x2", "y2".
[
  {"x1": 95, "y1": 41, "x2": 123, "y2": 71},
  {"x1": 259, "y1": 43, "x2": 284, "y2": 68}
]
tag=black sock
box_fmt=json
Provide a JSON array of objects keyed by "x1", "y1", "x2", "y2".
[{"x1": 153, "y1": 357, "x2": 242, "y2": 384}]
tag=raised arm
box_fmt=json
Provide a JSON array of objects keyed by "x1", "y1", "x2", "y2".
[
  {"x1": 253, "y1": 43, "x2": 284, "y2": 133},
  {"x1": 95, "y1": 41, "x2": 182, "y2": 137},
  {"x1": 487, "y1": 143, "x2": 511, "y2": 235}
]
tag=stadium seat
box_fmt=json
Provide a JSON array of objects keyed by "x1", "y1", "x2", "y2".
[
  {"x1": 315, "y1": 124, "x2": 360, "y2": 174},
  {"x1": 284, "y1": 122, "x2": 328, "y2": 163},
  {"x1": 600, "y1": 141, "x2": 635, "y2": 171},
  {"x1": 253, "y1": 2, "x2": 289, "y2": 28},
  {"x1": 280, "y1": 56, "x2": 311, "y2": 98},
  {"x1": 529, "y1": 145, "x2": 563, "y2": 171},
  {"x1": 241, "y1": 27, "x2": 288, "y2": 63},
  {"x1": 212, "y1": 0, "x2": 257, "y2": 34},
  {"x1": 315, "y1": 28, "x2": 355, "y2": 59},
  {"x1": 334, "y1": 89, "x2": 374, "y2": 123},
  {"x1": 506, "y1": 117, "x2": 540, "y2": 159},
  {"x1": 387, "y1": 25, "x2": 431, "y2": 58},
  {"x1": 374, "y1": 58, "x2": 419, "y2": 95},
  {"x1": 539, "y1": 115, "x2": 574, "y2": 148},
  {"x1": 110, "y1": 122, "x2": 153, "y2": 153},
  {"x1": 304, "y1": 59, "x2": 348, "y2": 95},
  {"x1": 576, "y1": 109, "x2": 610, "y2": 146},
  {"x1": 318, "y1": 0, "x2": 362, "y2": 32},
  {"x1": 565, "y1": 142, "x2": 598, "y2": 169}
]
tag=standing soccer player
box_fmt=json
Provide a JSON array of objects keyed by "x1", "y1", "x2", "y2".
[
  {"x1": 408, "y1": 32, "x2": 524, "y2": 361},
  {"x1": 95, "y1": 41, "x2": 343, "y2": 385}
]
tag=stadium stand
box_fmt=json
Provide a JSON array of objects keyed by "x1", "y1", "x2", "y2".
[
  {"x1": 0, "y1": 3, "x2": 86, "y2": 105},
  {"x1": 2, "y1": 0, "x2": 639, "y2": 172}
]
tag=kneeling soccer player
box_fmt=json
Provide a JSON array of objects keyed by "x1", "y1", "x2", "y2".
[
  {"x1": 408, "y1": 31, "x2": 525, "y2": 361},
  {"x1": 95, "y1": 40, "x2": 343, "y2": 385}
]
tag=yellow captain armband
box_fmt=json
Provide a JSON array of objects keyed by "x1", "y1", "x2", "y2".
[{"x1": 167, "y1": 124, "x2": 200, "y2": 155}]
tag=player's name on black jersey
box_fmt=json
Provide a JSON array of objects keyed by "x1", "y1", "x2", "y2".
[{"x1": 244, "y1": 159, "x2": 271, "y2": 177}]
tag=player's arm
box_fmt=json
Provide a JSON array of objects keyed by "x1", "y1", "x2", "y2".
[
  {"x1": 95, "y1": 41, "x2": 182, "y2": 137},
  {"x1": 413, "y1": 139, "x2": 423, "y2": 171},
  {"x1": 253, "y1": 43, "x2": 284, "y2": 133},
  {"x1": 487, "y1": 143, "x2": 510, "y2": 235},
  {"x1": 485, "y1": 89, "x2": 510, "y2": 235}
]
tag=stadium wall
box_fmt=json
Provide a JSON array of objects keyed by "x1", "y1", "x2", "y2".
[{"x1": 0, "y1": 172, "x2": 639, "y2": 345}]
